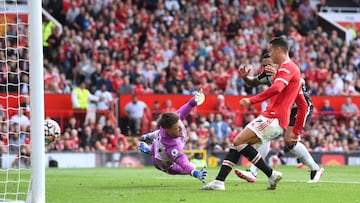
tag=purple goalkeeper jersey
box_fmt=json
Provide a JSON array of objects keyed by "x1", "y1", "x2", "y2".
[{"x1": 150, "y1": 98, "x2": 197, "y2": 175}]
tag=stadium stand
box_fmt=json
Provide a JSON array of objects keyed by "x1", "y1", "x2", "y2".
[{"x1": 5, "y1": 0, "x2": 359, "y2": 155}]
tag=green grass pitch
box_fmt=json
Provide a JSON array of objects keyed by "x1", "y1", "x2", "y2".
[{"x1": 45, "y1": 166, "x2": 360, "y2": 203}]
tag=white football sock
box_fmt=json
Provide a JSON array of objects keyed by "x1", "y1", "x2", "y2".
[
  {"x1": 290, "y1": 142, "x2": 320, "y2": 171},
  {"x1": 250, "y1": 141, "x2": 271, "y2": 176}
]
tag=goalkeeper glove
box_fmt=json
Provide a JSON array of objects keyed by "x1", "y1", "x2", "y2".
[
  {"x1": 140, "y1": 134, "x2": 153, "y2": 144},
  {"x1": 191, "y1": 166, "x2": 207, "y2": 183},
  {"x1": 194, "y1": 90, "x2": 205, "y2": 106},
  {"x1": 139, "y1": 142, "x2": 151, "y2": 155}
]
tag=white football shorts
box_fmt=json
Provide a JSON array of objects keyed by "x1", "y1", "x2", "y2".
[{"x1": 246, "y1": 115, "x2": 284, "y2": 143}]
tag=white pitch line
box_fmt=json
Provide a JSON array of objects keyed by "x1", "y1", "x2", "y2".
[{"x1": 154, "y1": 177, "x2": 360, "y2": 184}]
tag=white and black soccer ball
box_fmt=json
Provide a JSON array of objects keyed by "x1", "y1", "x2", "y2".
[{"x1": 44, "y1": 119, "x2": 61, "y2": 144}]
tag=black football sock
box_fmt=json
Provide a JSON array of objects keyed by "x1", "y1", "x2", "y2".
[
  {"x1": 215, "y1": 148, "x2": 241, "y2": 181},
  {"x1": 240, "y1": 145, "x2": 273, "y2": 177}
]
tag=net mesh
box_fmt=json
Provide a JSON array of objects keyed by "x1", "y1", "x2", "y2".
[{"x1": 0, "y1": 0, "x2": 30, "y2": 202}]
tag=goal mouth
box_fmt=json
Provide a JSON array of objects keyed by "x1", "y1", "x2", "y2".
[{"x1": 0, "y1": 0, "x2": 44, "y2": 202}]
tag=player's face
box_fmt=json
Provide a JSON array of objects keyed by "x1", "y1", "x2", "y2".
[
  {"x1": 268, "y1": 45, "x2": 280, "y2": 65},
  {"x1": 166, "y1": 120, "x2": 183, "y2": 137},
  {"x1": 262, "y1": 58, "x2": 277, "y2": 76}
]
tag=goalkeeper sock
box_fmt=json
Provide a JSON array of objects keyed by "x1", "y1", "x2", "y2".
[
  {"x1": 240, "y1": 145, "x2": 272, "y2": 177},
  {"x1": 215, "y1": 149, "x2": 241, "y2": 181}
]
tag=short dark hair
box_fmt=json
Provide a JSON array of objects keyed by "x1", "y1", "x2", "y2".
[
  {"x1": 261, "y1": 52, "x2": 270, "y2": 60},
  {"x1": 158, "y1": 112, "x2": 179, "y2": 129},
  {"x1": 269, "y1": 37, "x2": 289, "y2": 53}
]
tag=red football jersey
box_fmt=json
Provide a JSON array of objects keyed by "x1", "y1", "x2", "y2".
[{"x1": 249, "y1": 60, "x2": 301, "y2": 129}]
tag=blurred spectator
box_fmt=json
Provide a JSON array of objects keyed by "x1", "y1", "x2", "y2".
[
  {"x1": 59, "y1": 131, "x2": 76, "y2": 152},
  {"x1": 210, "y1": 113, "x2": 230, "y2": 149},
  {"x1": 10, "y1": 109, "x2": 30, "y2": 127},
  {"x1": 71, "y1": 82, "x2": 99, "y2": 126},
  {"x1": 124, "y1": 95, "x2": 148, "y2": 136},
  {"x1": 102, "y1": 118, "x2": 115, "y2": 135},
  {"x1": 20, "y1": 95, "x2": 30, "y2": 115},
  {"x1": 319, "y1": 99, "x2": 336, "y2": 121},
  {"x1": 114, "y1": 127, "x2": 129, "y2": 152},
  {"x1": 66, "y1": 2, "x2": 79, "y2": 26},
  {"x1": 63, "y1": 117, "x2": 82, "y2": 134},
  {"x1": 118, "y1": 75, "x2": 134, "y2": 95},
  {"x1": 95, "y1": 83, "x2": 113, "y2": 124},
  {"x1": 196, "y1": 122, "x2": 210, "y2": 150},
  {"x1": 214, "y1": 94, "x2": 233, "y2": 120},
  {"x1": 341, "y1": 96, "x2": 359, "y2": 121},
  {"x1": 79, "y1": 126, "x2": 96, "y2": 152},
  {"x1": 11, "y1": 145, "x2": 31, "y2": 168},
  {"x1": 162, "y1": 99, "x2": 176, "y2": 113},
  {"x1": 151, "y1": 100, "x2": 161, "y2": 121}
]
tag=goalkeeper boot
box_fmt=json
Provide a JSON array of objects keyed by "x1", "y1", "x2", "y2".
[
  {"x1": 139, "y1": 142, "x2": 151, "y2": 155},
  {"x1": 267, "y1": 170, "x2": 282, "y2": 190},
  {"x1": 234, "y1": 169, "x2": 257, "y2": 183},
  {"x1": 200, "y1": 180, "x2": 225, "y2": 190},
  {"x1": 308, "y1": 167, "x2": 324, "y2": 183}
]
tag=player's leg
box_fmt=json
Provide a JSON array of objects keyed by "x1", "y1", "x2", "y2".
[
  {"x1": 234, "y1": 141, "x2": 271, "y2": 182},
  {"x1": 201, "y1": 128, "x2": 270, "y2": 189},
  {"x1": 285, "y1": 127, "x2": 324, "y2": 182},
  {"x1": 232, "y1": 116, "x2": 283, "y2": 190},
  {"x1": 201, "y1": 147, "x2": 241, "y2": 190}
]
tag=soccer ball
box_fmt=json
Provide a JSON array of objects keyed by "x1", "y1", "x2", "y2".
[{"x1": 44, "y1": 119, "x2": 61, "y2": 144}]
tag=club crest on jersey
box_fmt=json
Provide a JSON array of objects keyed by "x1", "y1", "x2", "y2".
[{"x1": 171, "y1": 149, "x2": 179, "y2": 157}]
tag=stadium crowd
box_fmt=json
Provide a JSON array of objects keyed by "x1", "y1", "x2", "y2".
[{"x1": 1, "y1": 0, "x2": 360, "y2": 158}]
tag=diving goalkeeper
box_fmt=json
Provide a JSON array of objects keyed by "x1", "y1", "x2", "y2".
[{"x1": 139, "y1": 91, "x2": 207, "y2": 183}]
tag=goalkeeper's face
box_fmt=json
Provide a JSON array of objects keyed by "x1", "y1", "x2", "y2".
[{"x1": 166, "y1": 120, "x2": 183, "y2": 138}]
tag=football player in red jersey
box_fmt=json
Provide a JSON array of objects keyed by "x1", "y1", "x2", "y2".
[
  {"x1": 235, "y1": 53, "x2": 324, "y2": 184},
  {"x1": 202, "y1": 37, "x2": 307, "y2": 191}
]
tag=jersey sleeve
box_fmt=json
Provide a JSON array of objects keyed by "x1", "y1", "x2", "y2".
[
  {"x1": 249, "y1": 80, "x2": 287, "y2": 104},
  {"x1": 165, "y1": 144, "x2": 195, "y2": 174},
  {"x1": 249, "y1": 66, "x2": 293, "y2": 104},
  {"x1": 272, "y1": 67, "x2": 293, "y2": 86},
  {"x1": 176, "y1": 97, "x2": 197, "y2": 120}
]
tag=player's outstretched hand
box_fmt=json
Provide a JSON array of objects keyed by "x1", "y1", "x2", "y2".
[
  {"x1": 139, "y1": 142, "x2": 151, "y2": 155},
  {"x1": 140, "y1": 134, "x2": 152, "y2": 144},
  {"x1": 192, "y1": 166, "x2": 208, "y2": 183},
  {"x1": 239, "y1": 65, "x2": 250, "y2": 78},
  {"x1": 194, "y1": 90, "x2": 205, "y2": 106}
]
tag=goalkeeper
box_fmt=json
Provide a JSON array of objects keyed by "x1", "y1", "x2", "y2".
[{"x1": 139, "y1": 91, "x2": 207, "y2": 183}]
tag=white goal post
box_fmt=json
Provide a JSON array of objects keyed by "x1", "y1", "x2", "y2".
[
  {"x1": 28, "y1": 0, "x2": 45, "y2": 202},
  {"x1": 0, "y1": 0, "x2": 44, "y2": 202}
]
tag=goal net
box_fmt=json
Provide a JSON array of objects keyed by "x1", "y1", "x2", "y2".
[{"x1": 0, "y1": 0, "x2": 43, "y2": 202}]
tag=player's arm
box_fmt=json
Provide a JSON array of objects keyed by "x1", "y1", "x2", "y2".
[
  {"x1": 140, "y1": 129, "x2": 160, "y2": 143},
  {"x1": 247, "y1": 79, "x2": 287, "y2": 104},
  {"x1": 177, "y1": 91, "x2": 205, "y2": 120},
  {"x1": 239, "y1": 65, "x2": 262, "y2": 87},
  {"x1": 166, "y1": 146, "x2": 207, "y2": 183},
  {"x1": 247, "y1": 67, "x2": 291, "y2": 104}
]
